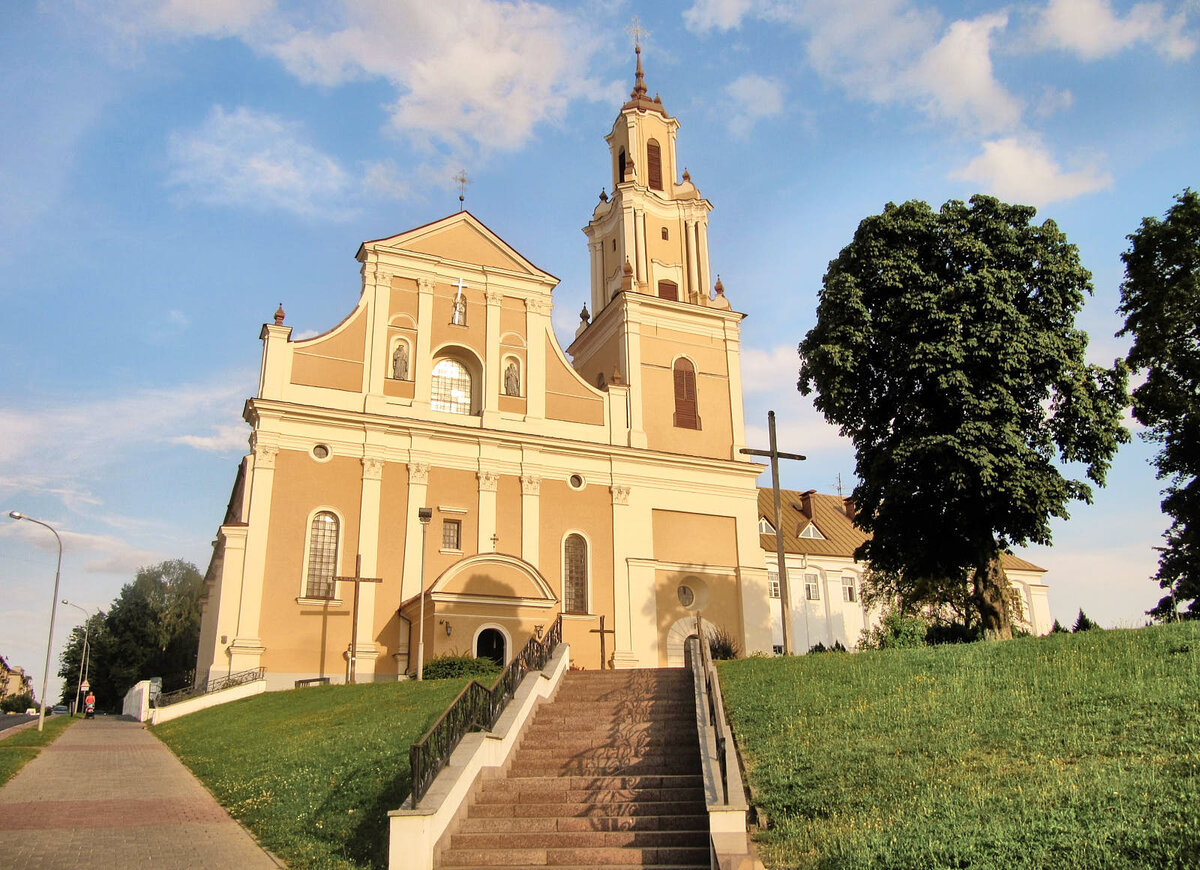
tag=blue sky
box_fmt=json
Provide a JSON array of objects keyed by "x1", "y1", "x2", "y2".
[{"x1": 1, "y1": 0, "x2": 1196, "y2": 701}]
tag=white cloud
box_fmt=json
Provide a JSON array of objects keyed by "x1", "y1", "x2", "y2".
[
  {"x1": 741, "y1": 345, "x2": 852, "y2": 460},
  {"x1": 1035, "y1": 0, "x2": 1197, "y2": 60},
  {"x1": 683, "y1": 0, "x2": 757, "y2": 32},
  {"x1": 723, "y1": 73, "x2": 786, "y2": 137},
  {"x1": 742, "y1": 345, "x2": 800, "y2": 395},
  {"x1": 362, "y1": 160, "x2": 412, "y2": 200},
  {"x1": 1, "y1": 522, "x2": 162, "y2": 576},
  {"x1": 167, "y1": 105, "x2": 353, "y2": 218},
  {"x1": 907, "y1": 14, "x2": 1022, "y2": 132},
  {"x1": 172, "y1": 422, "x2": 249, "y2": 452},
  {"x1": 81, "y1": 0, "x2": 276, "y2": 44},
  {"x1": 952, "y1": 137, "x2": 1113, "y2": 206}
]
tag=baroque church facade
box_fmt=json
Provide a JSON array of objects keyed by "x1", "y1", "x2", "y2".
[{"x1": 196, "y1": 54, "x2": 1050, "y2": 689}]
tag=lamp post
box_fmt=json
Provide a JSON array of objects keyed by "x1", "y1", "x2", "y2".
[
  {"x1": 416, "y1": 507, "x2": 433, "y2": 680},
  {"x1": 8, "y1": 511, "x2": 64, "y2": 732},
  {"x1": 61, "y1": 600, "x2": 94, "y2": 716}
]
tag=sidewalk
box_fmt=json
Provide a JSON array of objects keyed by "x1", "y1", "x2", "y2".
[{"x1": 0, "y1": 716, "x2": 282, "y2": 868}]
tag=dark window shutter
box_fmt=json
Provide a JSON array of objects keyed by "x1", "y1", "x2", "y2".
[
  {"x1": 647, "y1": 140, "x2": 663, "y2": 191},
  {"x1": 658, "y1": 280, "x2": 678, "y2": 301},
  {"x1": 673, "y1": 360, "x2": 699, "y2": 429}
]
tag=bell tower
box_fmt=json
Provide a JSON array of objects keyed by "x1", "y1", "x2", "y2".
[{"x1": 569, "y1": 45, "x2": 746, "y2": 461}]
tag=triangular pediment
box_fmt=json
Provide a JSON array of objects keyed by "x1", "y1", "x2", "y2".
[{"x1": 360, "y1": 211, "x2": 558, "y2": 283}]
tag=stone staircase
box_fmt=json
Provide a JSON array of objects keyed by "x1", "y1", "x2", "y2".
[{"x1": 438, "y1": 668, "x2": 710, "y2": 869}]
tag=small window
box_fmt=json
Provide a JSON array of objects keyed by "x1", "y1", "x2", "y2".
[
  {"x1": 431, "y1": 358, "x2": 472, "y2": 415},
  {"x1": 799, "y1": 523, "x2": 825, "y2": 540},
  {"x1": 564, "y1": 534, "x2": 588, "y2": 613},
  {"x1": 672, "y1": 358, "x2": 699, "y2": 429},
  {"x1": 758, "y1": 516, "x2": 776, "y2": 535},
  {"x1": 661, "y1": 227, "x2": 669, "y2": 240},
  {"x1": 767, "y1": 572, "x2": 780, "y2": 599},
  {"x1": 312, "y1": 444, "x2": 330, "y2": 461},
  {"x1": 568, "y1": 474, "x2": 585, "y2": 490},
  {"x1": 612, "y1": 239, "x2": 617, "y2": 251},
  {"x1": 442, "y1": 519, "x2": 462, "y2": 551},
  {"x1": 647, "y1": 139, "x2": 663, "y2": 191},
  {"x1": 842, "y1": 575, "x2": 858, "y2": 603},
  {"x1": 617, "y1": 147, "x2": 626, "y2": 185},
  {"x1": 305, "y1": 512, "x2": 339, "y2": 599},
  {"x1": 772, "y1": 645, "x2": 784, "y2": 655},
  {"x1": 805, "y1": 573, "x2": 821, "y2": 601},
  {"x1": 658, "y1": 280, "x2": 679, "y2": 301},
  {"x1": 677, "y1": 585, "x2": 695, "y2": 607}
]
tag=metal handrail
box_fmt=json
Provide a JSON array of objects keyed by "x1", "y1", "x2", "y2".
[
  {"x1": 409, "y1": 615, "x2": 562, "y2": 806},
  {"x1": 154, "y1": 667, "x2": 266, "y2": 708},
  {"x1": 697, "y1": 613, "x2": 730, "y2": 803}
]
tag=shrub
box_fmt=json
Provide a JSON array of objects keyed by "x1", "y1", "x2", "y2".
[
  {"x1": 809, "y1": 641, "x2": 848, "y2": 653},
  {"x1": 925, "y1": 621, "x2": 982, "y2": 645},
  {"x1": 859, "y1": 608, "x2": 929, "y2": 650},
  {"x1": 1050, "y1": 618, "x2": 1069, "y2": 633},
  {"x1": 421, "y1": 654, "x2": 501, "y2": 681},
  {"x1": 0, "y1": 692, "x2": 34, "y2": 714},
  {"x1": 708, "y1": 626, "x2": 741, "y2": 660},
  {"x1": 1073, "y1": 609, "x2": 1099, "y2": 632}
]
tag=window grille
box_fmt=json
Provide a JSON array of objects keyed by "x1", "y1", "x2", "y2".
[
  {"x1": 431, "y1": 358, "x2": 472, "y2": 415},
  {"x1": 305, "y1": 512, "x2": 339, "y2": 599},
  {"x1": 564, "y1": 534, "x2": 588, "y2": 613},
  {"x1": 441, "y1": 519, "x2": 461, "y2": 551}
]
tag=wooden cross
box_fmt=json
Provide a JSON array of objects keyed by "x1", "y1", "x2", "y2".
[
  {"x1": 740, "y1": 410, "x2": 807, "y2": 655},
  {"x1": 589, "y1": 614, "x2": 616, "y2": 670},
  {"x1": 335, "y1": 554, "x2": 383, "y2": 684}
]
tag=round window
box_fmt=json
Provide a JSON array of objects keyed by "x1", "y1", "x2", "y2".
[
  {"x1": 568, "y1": 474, "x2": 585, "y2": 490},
  {"x1": 312, "y1": 444, "x2": 330, "y2": 460},
  {"x1": 677, "y1": 585, "x2": 695, "y2": 607}
]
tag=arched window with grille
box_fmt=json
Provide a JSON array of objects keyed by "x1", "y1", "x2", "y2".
[
  {"x1": 564, "y1": 533, "x2": 588, "y2": 614},
  {"x1": 673, "y1": 358, "x2": 700, "y2": 429},
  {"x1": 431, "y1": 358, "x2": 473, "y2": 414},
  {"x1": 646, "y1": 139, "x2": 663, "y2": 191},
  {"x1": 305, "y1": 511, "x2": 339, "y2": 599}
]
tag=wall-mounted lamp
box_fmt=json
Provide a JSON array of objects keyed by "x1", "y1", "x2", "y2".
[
  {"x1": 441, "y1": 619, "x2": 453, "y2": 637},
  {"x1": 535, "y1": 624, "x2": 544, "y2": 640}
]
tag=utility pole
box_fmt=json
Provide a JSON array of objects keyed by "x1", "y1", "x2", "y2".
[{"x1": 740, "y1": 411, "x2": 807, "y2": 655}]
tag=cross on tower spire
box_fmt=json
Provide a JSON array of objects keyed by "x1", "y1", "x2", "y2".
[{"x1": 628, "y1": 16, "x2": 648, "y2": 99}]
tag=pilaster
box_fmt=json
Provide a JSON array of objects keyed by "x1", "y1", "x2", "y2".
[
  {"x1": 354, "y1": 454, "x2": 386, "y2": 666},
  {"x1": 525, "y1": 297, "x2": 551, "y2": 421},
  {"x1": 402, "y1": 461, "x2": 432, "y2": 600},
  {"x1": 231, "y1": 439, "x2": 277, "y2": 667},
  {"x1": 520, "y1": 474, "x2": 541, "y2": 567},
  {"x1": 483, "y1": 288, "x2": 502, "y2": 425},
  {"x1": 610, "y1": 484, "x2": 640, "y2": 669},
  {"x1": 413, "y1": 278, "x2": 435, "y2": 409},
  {"x1": 477, "y1": 469, "x2": 500, "y2": 551}
]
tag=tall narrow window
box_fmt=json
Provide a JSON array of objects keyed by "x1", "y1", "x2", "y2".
[
  {"x1": 673, "y1": 358, "x2": 699, "y2": 429},
  {"x1": 564, "y1": 534, "x2": 588, "y2": 613},
  {"x1": 805, "y1": 573, "x2": 821, "y2": 601},
  {"x1": 842, "y1": 574, "x2": 858, "y2": 603},
  {"x1": 442, "y1": 519, "x2": 462, "y2": 551},
  {"x1": 767, "y1": 571, "x2": 781, "y2": 599},
  {"x1": 431, "y1": 358, "x2": 472, "y2": 415},
  {"x1": 658, "y1": 280, "x2": 678, "y2": 301},
  {"x1": 617, "y1": 148, "x2": 627, "y2": 185},
  {"x1": 646, "y1": 140, "x2": 663, "y2": 191},
  {"x1": 305, "y1": 512, "x2": 339, "y2": 599}
]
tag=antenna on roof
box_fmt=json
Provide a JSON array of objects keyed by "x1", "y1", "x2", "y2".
[
  {"x1": 835, "y1": 473, "x2": 844, "y2": 497},
  {"x1": 453, "y1": 170, "x2": 471, "y2": 212}
]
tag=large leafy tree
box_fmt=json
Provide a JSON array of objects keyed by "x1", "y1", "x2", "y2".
[
  {"x1": 58, "y1": 559, "x2": 205, "y2": 711},
  {"x1": 1117, "y1": 189, "x2": 1200, "y2": 620},
  {"x1": 799, "y1": 196, "x2": 1129, "y2": 638}
]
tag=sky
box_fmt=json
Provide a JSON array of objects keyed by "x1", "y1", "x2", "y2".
[{"x1": 1, "y1": 0, "x2": 1196, "y2": 703}]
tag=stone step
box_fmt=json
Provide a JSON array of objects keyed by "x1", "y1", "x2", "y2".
[
  {"x1": 467, "y1": 800, "x2": 708, "y2": 819},
  {"x1": 475, "y1": 785, "x2": 706, "y2": 805},
  {"x1": 438, "y1": 845, "x2": 711, "y2": 867},
  {"x1": 456, "y1": 814, "x2": 710, "y2": 834},
  {"x1": 450, "y1": 829, "x2": 705, "y2": 850},
  {"x1": 506, "y1": 760, "x2": 700, "y2": 778},
  {"x1": 480, "y1": 775, "x2": 703, "y2": 792},
  {"x1": 521, "y1": 722, "x2": 695, "y2": 741},
  {"x1": 441, "y1": 864, "x2": 708, "y2": 870}
]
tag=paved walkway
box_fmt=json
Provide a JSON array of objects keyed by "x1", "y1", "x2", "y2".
[{"x1": 0, "y1": 717, "x2": 282, "y2": 868}]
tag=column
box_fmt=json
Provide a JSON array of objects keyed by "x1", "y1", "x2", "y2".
[
  {"x1": 697, "y1": 221, "x2": 711, "y2": 303},
  {"x1": 610, "y1": 485, "x2": 639, "y2": 669},
  {"x1": 354, "y1": 454, "x2": 385, "y2": 675},
  {"x1": 483, "y1": 287, "x2": 503, "y2": 424},
  {"x1": 413, "y1": 278, "x2": 435, "y2": 409},
  {"x1": 725, "y1": 321, "x2": 747, "y2": 455},
  {"x1": 401, "y1": 461, "x2": 431, "y2": 601},
  {"x1": 588, "y1": 240, "x2": 604, "y2": 315},
  {"x1": 229, "y1": 439, "x2": 277, "y2": 670},
  {"x1": 635, "y1": 210, "x2": 648, "y2": 289},
  {"x1": 684, "y1": 220, "x2": 699, "y2": 303},
  {"x1": 477, "y1": 470, "x2": 499, "y2": 551},
  {"x1": 520, "y1": 474, "x2": 541, "y2": 567}
]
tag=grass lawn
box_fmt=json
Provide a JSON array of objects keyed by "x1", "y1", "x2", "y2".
[
  {"x1": 154, "y1": 678, "x2": 472, "y2": 870},
  {"x1": 719, "y1": 622, "x2": 1200, "y2": 869},
  {"x1": 0, "y1": 714, "x2": 76, "y2": 786}
]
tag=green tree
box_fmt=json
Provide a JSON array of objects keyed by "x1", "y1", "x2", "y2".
[
  {"x1": 799, "y1": 196, "x2": 1129, "y2": 639},
  {"x1": 57, "y1": 560, "x2": 205, "y2": 712},
  {"x1": 1117, "y1": 189, "x2": 1200, "y2": 620},
  {"x1": 1072, "y1": 609, "x2": 1098, "y2": 632}
]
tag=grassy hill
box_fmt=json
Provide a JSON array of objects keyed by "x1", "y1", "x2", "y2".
[
  {"x1": 154, "y1": 678, "x2": 471, "y2": 869},
  {"x1": 718, "y1": 622, "x2": 1200, "y2": 869}
]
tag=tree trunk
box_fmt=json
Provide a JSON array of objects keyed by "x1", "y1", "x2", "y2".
[{"x1": 973, "y1": 555, "x2": 1013, "y2": 640}]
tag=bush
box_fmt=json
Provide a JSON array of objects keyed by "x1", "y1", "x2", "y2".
[
  {"x1": 1, "y1": 692, "x2": 34, "y2": 714},
  {"x1": 708, "y1": 626, "x2": 741, "y2": 660},
  {"x1": 925, "y1": 621, "x2": 982, "y2": 646},
  {"x1": 1073, "y1": 609, "x2": 1099, "y2": 632},
  {"x1": 809, "y1": 641, "x2": 848, "y2": 654},
  {"x1": 420, "y1": 654, "x2": 501, "y2": 681},
  {"x1": 859, "y1": 608, "x2": 929, "y2": 650},
  {"x1": 1050, "y1": 619, "x2": 1069, "y2": 633}
]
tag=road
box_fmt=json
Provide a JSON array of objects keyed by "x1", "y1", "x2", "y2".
[{"x1": 0, "y1": 714, "x2": 37, "y2": 734}]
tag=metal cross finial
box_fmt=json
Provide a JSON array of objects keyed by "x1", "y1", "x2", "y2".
[
  {"x1": 628, "y1": 15, "x2": 646, "y2": 50},
  {"x1": 453, "y1": 170, "x2": 470, "y2": 211}
]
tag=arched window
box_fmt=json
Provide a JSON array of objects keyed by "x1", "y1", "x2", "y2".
[
  {"x1": 305, "y1": 511, "x2": 339, "y2": 599},
  {"x1": 617, "y1": 148, "x2": 627, "y2": 185},
  {"x1": 564, "y1": 534, "x2": 588, "y2": 614},
  {"x1": 658, "y1": 280, "x2": 679, "y2": 301},
  {"x1": 431, "y1": 358, "x2": 473, "y2": 414},
  {"x1": 646, "y1": 139, "x2": 663, "y2": 191},
  {"x1": 673, "y1": 359, "x2": 699, "y2": 429}
]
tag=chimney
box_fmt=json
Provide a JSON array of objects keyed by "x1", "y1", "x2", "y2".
[
  {"x1": 800, "y1": 489, "x2": 817, "y2": 519},
  {"x1": 843, "y1": 496, "x2": 855, "y2": 520}
]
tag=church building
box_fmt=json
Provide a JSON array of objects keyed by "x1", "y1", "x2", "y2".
[
  {"x1": 195, "y1": 51, "x2": 1051, "y2": 689},
  {"x1": 196, "y1": 49, "x2": 776, "y2": 688}
]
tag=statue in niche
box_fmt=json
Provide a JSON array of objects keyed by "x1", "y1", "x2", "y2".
[
  {"x1": 392, "y1": 342, "x2": 409, "y2": 380},
  {"x1": 504, "y1": 361, "x2": 520, "y2": 396}
]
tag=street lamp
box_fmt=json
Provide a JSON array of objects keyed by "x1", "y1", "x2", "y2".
[
  {"x1": 416, "y1": 507, "x2": 433, "y2": 681},
  {"x1": 61, "y1": 600, "x2": 95, "y2": 716},
  {"x1": 8, "y1": 511, "x2": 64, "y2": 733}
]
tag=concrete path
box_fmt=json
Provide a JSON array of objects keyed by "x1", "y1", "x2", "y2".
[{"x1": 0, "y1": 716, "x2": 283, "y2": 868}]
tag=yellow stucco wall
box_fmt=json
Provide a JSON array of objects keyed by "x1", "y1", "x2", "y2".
[
  {"x1": 291, "y1": 307, "x2": 368, "y2": 392},
  {"x1": 652, "y1": 509, "x2": 737, "y2": 566},
  {"x1": 403, "y1": 223, "x2": 528, "y2": 272},
  {"x1": 545, "y1": 335, "x2": 605, "y2": 424}
]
